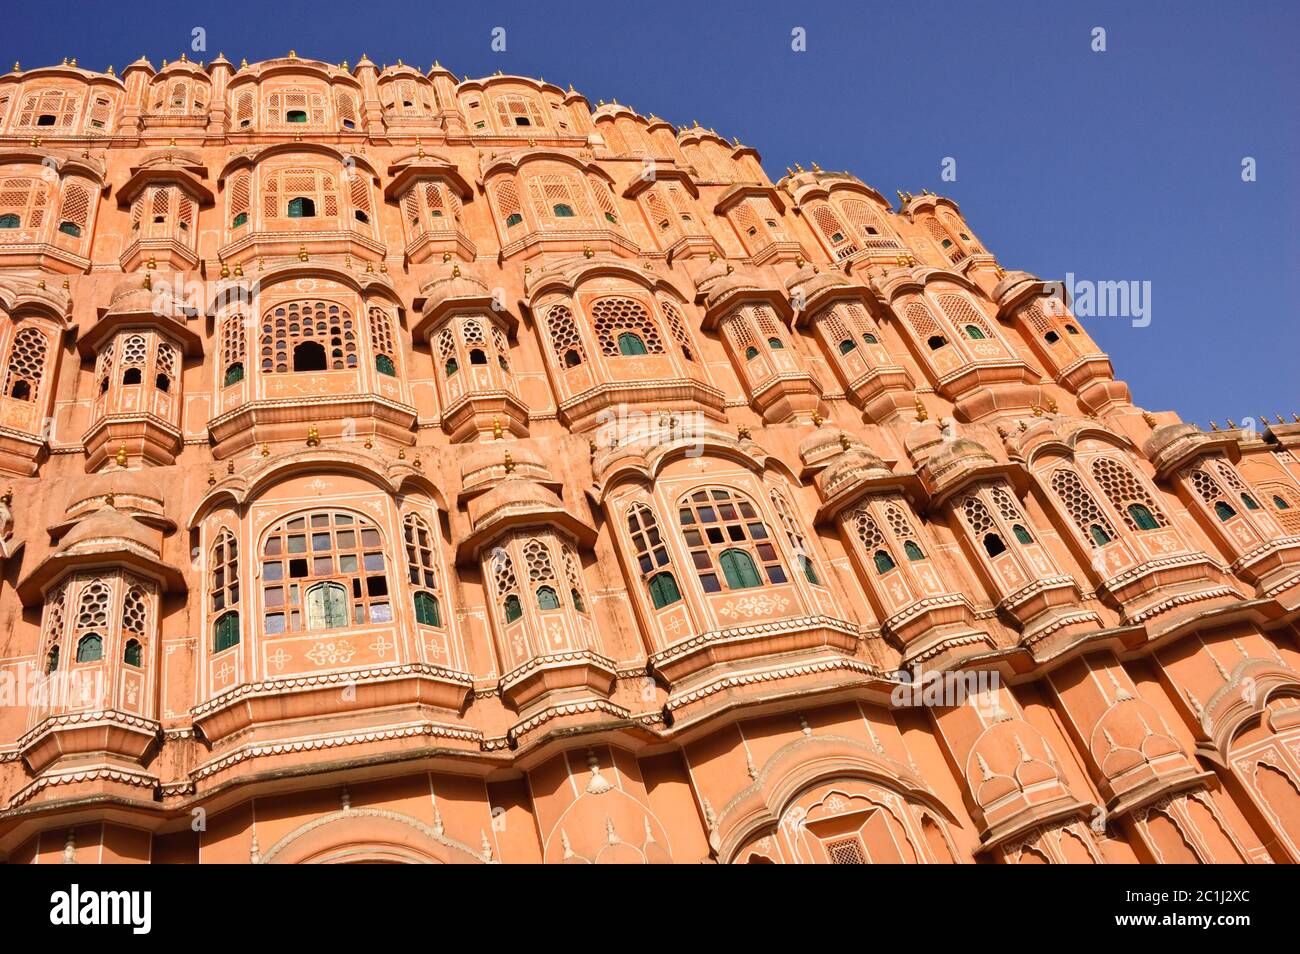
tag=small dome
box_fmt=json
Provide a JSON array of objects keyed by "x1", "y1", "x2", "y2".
[
  {"x1": 469, "y1": 478, "x2": 564, "y2": 532},
  {"x1": 60, "y1": 505, "x2": 160, "y2": 556},
  {"x1": 821, "y1": 449, "x2": 893, "y2": 498},
  {"x1": 693, "y1": 255, "x2": 730, "y2": 296},
  {"x1": 419, "y1": 260, "x2": 491, "y2": 318},
  {"x1": 460, "y1": 443, "x2": 551, "y2": 494},
  {"x1": 703, "y1": 265, "x2": 765, "y2": 309},
  {"x1": 1142, "y1": 422, "x2": 1201, "y2": 460}
]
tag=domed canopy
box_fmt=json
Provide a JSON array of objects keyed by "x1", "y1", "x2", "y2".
[
  {"x1": 456, "y1": 476, "x2": 596, "y2": 562},
  {"x1": 460, "y1": 443, "x2": 555, "y2": 497},
  {"x1": 413, "y1": 259, "x2": 507, "y2": 340}
]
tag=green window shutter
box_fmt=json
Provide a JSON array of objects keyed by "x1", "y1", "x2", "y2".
[
  {"x1": 414, "y1": 591, "x2": 441, "y2": 626},
  {"x1": 1214, "y1": 501, "x2": 1237, "y2": 521},
  {"x1": 503, "y1": 594, "x2": 523, "y2": 622},
  {"x1": 124, "y1": 639, "x2": 142, "y2": 666},
  {"x1": 376, "y1": 354, "x2": 396, "y2": 376},
  {"x1": 224, "y1": 363, "x2": 244, "y2": 386},
  {"x1": 214, "y1": 612, "x2": 240, "y2": 651},
  {"x1": 719, "y1": 549, "x2": 762, "y2": 589},
  {"x1": 1012, "y1": 524, "x2": 1033, "y2": 544},
  {"x1": 618, "y1": 333, "x2": 647, "y2": 355},
  {"x1": 1127, "y1": 504, "x2": 1159, "y2": 530},
  {"x1": 648, "y1": 572, "x2": 681, "y2": 608},
  {"x1": 903, "y1": 540, "x2": 924, "y2": 561},
  {"x1": 873, "y1": 550, "x2": 896, "y2": 573},
  {"x1": 537, "y1": 585, "x2": 560, "y2": 609},
  {"x1": 307, "y1": 583, "x2": 348, "y2": 630},
  {"x1": 1089, "y1": 524, "x2": 1111, "y2": 545},
  {"x1": 76, "y1": 634, "x2": 103, "y2": 662},
  {"x1": 799, "y1": 554, "x2": 820, "y2": 585}
]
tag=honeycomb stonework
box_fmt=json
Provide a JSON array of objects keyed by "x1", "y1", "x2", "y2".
[{"x1": 0, "y1": 53, "x2": 1298, "y2": 864}]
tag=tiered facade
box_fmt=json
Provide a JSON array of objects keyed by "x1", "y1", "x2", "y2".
[{"x1": 1, "y1": 53, "x2": 1299, "y2": 864}]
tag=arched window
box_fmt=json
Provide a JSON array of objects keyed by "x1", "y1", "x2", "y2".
[
  {"x1": 617, "y1": 332, "x2": 647, "y2": 355},
  {"x1": 1013, "y1": 524, "x2": 1033, "y2": 544},
  {"x1": 261, "y1": 511, "x2": 391, "y2": 634},
  {"x1": 678, "y1": 487, "x2": 786, "y2": 592},
  {"x1": 414, "y1": 591, "x2": 441, "y2": 626},
  {"x1": 122, "y1": 367, "x2": 142, "y2": 385},
  {"x1": 552, "y1": 202, "x2": 575, "y2": 217},
  {"x1": 1274, "y1": 495, "x2": 1291, "y2": 510},
  {"x1": 927, "y1": 335, "x2": 947, "y2": 350},
  {"x1": 983, "y1": 533, "x2": 1007, "y2": 557},
  {"x1": 123, "y1": 639, "x2": 142, "y2": 667},
  {"x1": 745, "y1": 346, "x2": 759, "y2": 361},
  {"x1": 767, "y1": 337, "x2": 784, "y2": 350},
  {"x1": 445, "y1": 357, "x2": 459, "y2": 376},
  {"x1": 904, "y1": 540, "x2": 925, "y2": 561},
  {"x1": 536, "y1": 585, "x2": 561, "y2": 609},
  {"x1": 964, "y1": 325, "x2": 986, "y2": 340},
  {"x1": 262, "y1": 300, "x2": 358, "y2": 373},
  {"x1": 155, "y1": 372, "x2": 171, "y2": 392},
  {"x1": 469, "y1": 348, "x2": 487, "y2": 365},
  {"x1": 1050, "y1": 467, "x2": 1118, "y2": 548},
  {"x1": 873, "y1": 550, "x2": 896, "y2": 573},
  {"x1": 1127, "y1": 503, "x2": 1160, "y2": 530},
  {"x1": 862, "y1": 332, "x2": 878, "y2": 345},
  {"x1": 212, "y1": 529, "x2": 242, "y2": 616},
  {"x1": 286, "y1": 109, "x2": 308, "y2": 123},
  {"x1": 1213, "y1": 501, "x2": 1237, "y2": 521},
  {"x1": 76, "y1": 634, "x2": 103, "y2": 662},
  {"x1": 231, "y1": 212, "x2": 248, "y2": 228},
  {"x1": 838, "y1": 339, "x2": 856, "y2": 355},
  {"x1": 503, "y1": 594, "x2": 523, "y2": 623},
  {"x1": 0, "y1": 213, "x2": 18, "y2": 228},
  {"x1": 648, "y1": 572, "x2": 681, "y2": 609},
  {"x1": 403, "y1": 513, "x2": 439, "y2": 589},
  {"x1": 213, "y1": 611, "x2": 240, "y2": 651},
  {"x1": 1241, "y1": 493, "x2": 1260, "y2": 511},
  {"x1": 770, "y1": 489, "x2": 822, "y2": 586},
  {"x1": 376, "y1": 354, "x2": 396, "y2": 376},
  {"x1": 505, "y1": 212, "x2": 523, "y2": 227},
  {"x1": 1065, "y1": 324, "x2": 1080, "y2": 335},
  {"x1": 1091, "y1": 457, "x2": 1168, "y2": 532},
  {"x1": 1044, "y1": 331, "x2": 1060, "y2": 344},
  {"x1": 287, "y1": 196, "x2": 315, "y2": 218},
  {"x1": 45, "y1": 645, "x2": 59, "y2": 674},
  {"x1": 58, "y1": 221, "x2": 82, "y2": 237},
  {"x1": 1089, "y1": 524, "x2": 1112, "y2": 545}
]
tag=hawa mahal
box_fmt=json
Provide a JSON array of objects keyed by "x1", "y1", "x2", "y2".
[{"x1": 0, "y1": 51, "x2": 1298, "y2": 865}]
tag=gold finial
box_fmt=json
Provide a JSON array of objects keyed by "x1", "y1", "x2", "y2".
[
  {"x1": 1018, "y1": 419, "x2": 1028, "y2": 432},
  {"x1": 1046, "y1": 396, "x2": 1058, "y2": 413},
  {"x1": 811, "y1": 161, "x2": 821, "y2": 171},
  {"x1": 583, "y1": 245, "x2": 594, "y2": 259},
  {"x1": 180, "y1": 53, "x2": 187, "y2": 63},
  {"x1": 914, "y1": 398, "x2": 928, "y2": 422},
  {"x1": 811, "y1": 411, "x2": 824, "y2": 427},
  {"x1": 161, "y1": 58, "x2": 167, "y2": 68},
  {"x1": 115, "y1": 443, "x2": 128, "y2": 467},
  {"x1": 838, "y1": 433, "x2": 851, "y2": 452},
  {"x1": 379, "y1": 261, "x2": 388, "y2": 273},
  {"x1": 1142, "y1": 410, "x2": 1157, "y2": 427},
  {"x1": 503, "y1": 450, "x2": 516, "y2": 473},
  {"x1": 1031, "y1": 405, "x2": 1043, "y2": 417},
  {"x1": 258, "y1": 256, "x2": 265, "y2": 270},
  {"x1": 288, "y1": 49, "x2": 298, "y2": 59},
  {"x1": 413, "y1": 454, "x2": 422, "y2": 470},
  {"x1": 106, "y1": 65, "x2": 114, "y2": 76},
  {"x1": 451, "y1": 265, "x2": 460, "y2": 278},
  {"x1": 707, "y1": 250, "x2": 717, "y2": 262},
  {"x1": 1292, "y1": 413, "x2": 1300, "y2": 423},
  {"x1": 1226, "y1": 419, "x2": 1237, "y2": 429},
  {"x1": 146, "y1": 255, "x2": 157, "y2": 270},
  {"x1": 143, "y1": 272, "x2": 152, "y2": 291},
  {"x1": 219, "y1": 260, "x2": 230, "y2": 278},
  {"x1": 260, "y1": 442, "x2": 270, "y2": 457},
  {"x1": 341, "y1": 60, "x2": 349, "y2": 71},
  {"x1": 398, "y1": 448, "x2": 406, "y2": 460},
  {"x1": 306, "y1": 424, "x2": 321, "y2": 447},
  {"x1": 363, "y1": 437, "x2": 373, "y2": 449},
  {"x1": 492, "y1": 417, "x2": 503, "y2": 440},
  {"x1": 786, "y1": 166, "x2": 794, "y2": 176},
  {"x1": 233, "y1": 262, "x2": 244, "y2": 277},
  {"x1": 61, "y1": 279, "x2": 69, "y2": 289},
  {"x1": 442, "y1": 251, "x2": 452, "y2": 263},
  {"x1": 226, "y1": 460, "x2": 235, "y2": 475},
  {"x1": 240, "y1": 58, "x2": 248, "y2": 68},
  {"x1": 0, "y1": 487, "x2": 11, "y2": 507},
  {"x1": 1209, "y1": 421, "x2": 1219, "y2": 431},
  {"x1": 11, "y1": 62, "x2": 19, "y2": 73},
  {"x1": 208, "y1": 472, "x2": 217, "y2": 486},
  {"x1": 37, "y1": 280, "x2": 45, "y2": 289},
  {"x1": 365, "y1": 261, "x2": 374, "y2": 273},
  {"x1": 298, "y1": 245, "x2": 309, "y2": 262},
  {"x1": 1277, "y1": 414, "x2": 1286, "y2": 424},
  {"x1": 725, "y1": 264, "x2": 734, "y2": 274},
  {"x1": 29, "y1": 135, "x2": 39, "y2": 147}
]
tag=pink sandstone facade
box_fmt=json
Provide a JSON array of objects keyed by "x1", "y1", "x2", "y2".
[{"x1": 0, "y1": 52, "x2": 1298, "y2": 865}]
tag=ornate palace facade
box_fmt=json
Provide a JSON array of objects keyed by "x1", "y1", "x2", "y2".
[{"x1": 0, "y1": 52, "x2": 1298, "y2": 864}]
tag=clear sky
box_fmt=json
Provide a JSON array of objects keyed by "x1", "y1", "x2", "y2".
[{"x1": 6, "y1": 0, "x2": 1297, "y2": 428}]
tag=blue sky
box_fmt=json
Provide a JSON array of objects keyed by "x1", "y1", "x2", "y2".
[{"x1": 6, "y1": 0, "x2": 1297, "y2": 427}]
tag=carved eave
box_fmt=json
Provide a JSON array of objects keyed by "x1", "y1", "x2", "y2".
[
  {"x1": 791, "y1": 275, "x2": 875, "y2": 327},
  {"x1": 1006, "y1": 415, "x2": 1135, "y2": 467},
  {"x1": 80, "y1": 300, "x2": 202, "y2": 357},
  {"x1": 523, "y1": 254, "x2": 685, "y2": 304},
  {"x1": 216, "y1": 142, "x2": 380, "y2": 185},
  {"x1": 701, "y1": 284, "x2": 793, "y2": 331},
  {"x1": 920, "y1": 457, "x2": 1027, "y2": 509},
  {"x1": 202, "y1": 263, "x2": 399, "y2": 317},
  {"x1": 457, "y1": 74, "x2": 566, "y2": 98},
  {"x1": 873, "y1": 264, "x2": 983, "y2": 302},
  {"x1": 0, "y1": 149, "x2": 107, "y2": 189},
  {"x1": 590, "y1": 431, "x2": 772, "y2": 504},
  {"x1": 8, "y1": 63, "x2": 127, "y2": 91},
  {"x1": 1143, "y1": 424, "x2": 1240, "y2": 480},
  {"x1": 115, "y1": 167, "x2": 215, "y2": 208},
  {"x1": 813, "y1": 467, "x2": 926, "y2": 525},
  {"x1": 455, "y1": 503, "x2": 597, "y2": 564},
  {"x1": 899, "y1": 192, "x2": 962, "y2": 222},
  {"x1": 383, "y1": 159, "x2": 473, "y2": 202},
  {"x1": 0, "y1": 279, "x2": 73, "y2": 325},
  {"x1": 713, "y1": 183, "x2": 786, "y2": 216},
  {"x1": 187, "y1": 447, "x2": 444, "y2": 528},
  {"x1": 991, "y1": 270, "x2": 1052, "y2": 318},
  {"x1": 17, "y1": 541, "x2": 185, "y2": 605},
  {"x1": 783, "y1": 172, "x2": 890, "y2": 210},
  {"x1": 620, "y1": 165, "x2": 699, "y2": 200},
  {"x1": 478, "y1": 148, "x2": 612, "y2": 184}
]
